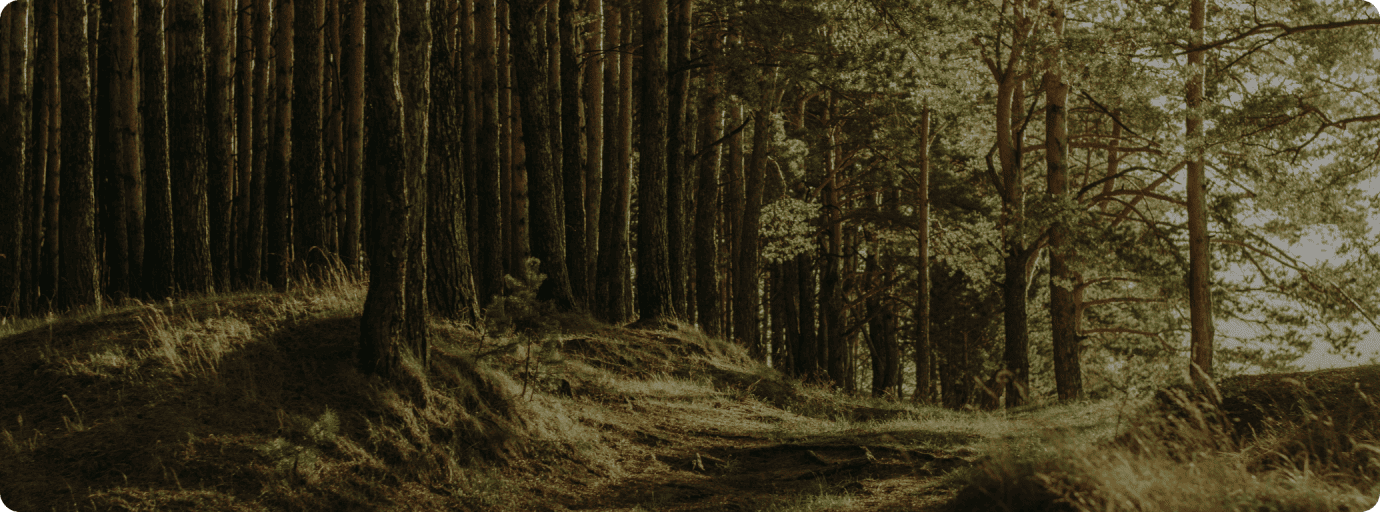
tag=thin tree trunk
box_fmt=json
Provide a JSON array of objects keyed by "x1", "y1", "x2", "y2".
[
  {"x1": 28, "y1": 1, "x2": 50, "y2": 313},
  {"x1": 141, "y1": 0, "x2": 174, "y2": 299},
  {"x1": 246, "y1": 0, "x2": 275, "y2": 286},
  {"x1": 693, "y1": 50, "x2": 721, "y2": 336},
  {"x1": 266, "y1": 0, "x2": 294, "y2": 290},
  {"x1": 342, "y1": 0, "x2": 363, "y2": 274},
  {"x1": 821, "y1": 97, "x2": 844, "y2": 387},
  {"x1": 666, "y1": 0, "x2": 694, "y2": 317},
  {"x1": 594, "y1": 2, "x2": 631, "y2": 324},
  {"x1": 475, "y1": 0, "x2": 504, "y2": 304},
  {"x1": 293, "y1": 0, "x2": 328, "y2": 275},
  {"x1": 208, "y1": 0, "x2": 235, "y2": 289},
  {"x1": 736, "y1": 88, "x2": 775, "y2": 359},
  {"x1": 583, "y1": 0, "x2": 603, "y2": 302},
  {"x1": 115, "y1": 0, "x2": 143, "y2": 298},
  {"x1": 324, "y1": 0, "x2": 342, "y2": 256},
  {"x1": 1045, "y1": 3, "x2": 1081, "y2": 402},
  {"x1": 461, "y1": 0, "x2": 479, "y2": 267},
  {"x1": 723, "y1": 100, "x2": 744, "y2": 342},
  {"x1": 1186, "y1": 0, "x2": 1215, "y2": 389},
  {"x1": 59, "y1": 0, "x2": 100, "y2": 309},
  {"x1": 236, "y1": 0, "x2": 256, "y2": 286},
  {"x1": 559, "y1": 0, "x2": 587, "y2": 307},
  {"x1": 914, "y1": 106, "x2": 932, "y2": 403}
]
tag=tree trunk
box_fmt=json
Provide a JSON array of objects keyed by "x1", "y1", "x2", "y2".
[
  {"x1": 29, "y1": 1, "x2": 51, "y2": 313},
  {"x1": 796, "y1": 252, "x2": 818, "y2": 379},
  {"x1": 693, "y1": 51, "x2": 721, "y2": 336},
  {"x1": 736, "y1": 89, "x2": 774, "y2": 359},
  {"x1": 168, "y1": 0, "x2": 213, "y2": 295},
  {"x1": 511, "y1": 0, "x2": 575, "y2": 310},
  {"x1": 324, "y1": 0, "x2": 341, "y2": 257},
  {"x1": 428, "y1": 1, "x2": 480, "y2": 324},
  {"x1": 342, "y1": 0, "x2": 363, "y2": 274},
  {"x1": 583, "y1": 0, "x2": 602, "y2": 301},
  {"x1": 594, "y1": 2, "x2": 632, "y2": 324},
  {"x1": 140, "y1": 0, "x2": 174, "y2": 299},
  {"x1": 723, "y1": 100, "x2": 744, "y2": 342},
  {"x1": 989, "y1": 14, "x2": 1032, "y2": 406},
  {"x1": 293, "y1": 0, "x2": 328, "y2": 276},
  {"x1": 914, "y1": 106, "x2": 932, "y2": 403},
  {"x1": 236, "y1": 0, "x2": 256, "y2": 286},
  {"x1": 208, "y1": 0, "x2": 235, "y2": 290},
  {"x1": 820, "y1": 98, "x2": 844, "y2": 388},
  {"x1": 1186, "y1": 0, "x2": 1215, "y2": 389},
  {"x1": 266, "y1": 0, "x2": 293, "y2": 291},
  {"x1": 400, "y1": 0, "x2": 430, "y2": 366},
  {"x1": 58, "y1": 0, "x2": 100, "y2": 310},
  {"x1": 559, "y1": 0, "x2": 587, "y2": 307},
  {"x1": 359, "y1": 0, "x2": 410, "y2": 378},
  {"x1": 1044, "y1": 4, "x2": 1081, "y2": 402},
  {"x1": 635, "y1": 0, "x2": 672, "y2": 321},
  {"x1": 1, "y1": 3, "x2": 29, "y2": 314},
  {"x1": 666, "y1": 0, "x2": 694, "y2": 317},
  {"x1": 474, "y1": 0, "x2": 504, "y2": 304},
  {"x1": 245, "y1": 0, "x2": 274, "y2": 286}
]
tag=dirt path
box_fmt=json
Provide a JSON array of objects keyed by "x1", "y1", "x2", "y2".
[{"x1": 561, "y1": 393, "x2": 974, "y2": 511}]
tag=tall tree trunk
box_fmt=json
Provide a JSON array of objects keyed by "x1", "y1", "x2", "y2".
[
  {"x1": 428, "y1": 1, "x2": 480, "y2": 325},
  {"x1": 236, "y1": 0, "x2": 256, "y2": 286},
  {"x1": 29, "y1": 1, "x2": 51, "y2": 313},
  {"x1": 594, "y1": 2, "x2": 632, "y2": 324},
  {"x1": 635, "y1": 0, "x2": 672, "y2": 321},
  {"x1": 511, "y1": 0, "x2": 575, "y2": 310},
  {"x1": 324, "y1": 0, "x2": 341, "y2": 256},
  {"x1": 914, "y1": 106, "x2": 932, "y2": 403},
  {"x1": 1044, "y1": 3, "x2": 1081, "y2": 402},
  {"x1": 796, "y1": 252, "x2": 818, "y2": 379},
  {"x1": 1, "y1": 3, "x2": 29, "y2": 314},
  {"x1": 583, "y1": 0, "x2": 603, "y2": 302},
  {"x1": 736, "y1": 88, "x2": 775, "y2": 359},
  {"x1": 245, "y1": 0, "x2": 274, "y2": 286},
  {"x1": 168, "y1": 0, "x2": 213, "y2": 295},
  {"x1": 1186, "y1": 0, "x2": 1215, "y2": 389},
  {"x1": 141, "y1": 0, "x2": 174, "y2": 299},
  {"x1": 559, "y1": 0, "x2": 587, "y2": 307},
  {"x1": 665, "y1": 0, "x2": 694, "y2": 318},
  {"x1": 723, "y1": 100, "x2": 744, "y2": 342},
  {"x1": 474, "y1": 0, "x2": 504, "y2": 304},
  {"x1": 342, "y1": 0, "x2": 363, "y2": 274},
  {"x1": 359, "y1": 0, "x2": 411, "y2": 378},
  {"x1": 58, "y1": 0, "x2": 100, "y2": 309},
  {"x1": 400, "y1": 0, "x2": 431, "y2": 366},
  {"x1": 208, "y1": 0, "x2": 234, "y2": 290},
  {"x1": 114, "y1": 0, "x2": 143, "y2": 298},
  {"x1": 266, "y1": 0, "x2": 293, "y2": 290},
  {"x1": 693, "y1": 51, "x2": 721, "y2": 336},
  {"x1": 94, "y1": 0, "x2": 120, "y2": 301},
  {"x1": 821, "y1": 98, "x2": 844, "y2": 387},
  {"x1": 293, "y1": 0, "x2": 328, "y2": 276},
  {"x1": 461, "y1": 0, "x2": 479, "y2": 267}
]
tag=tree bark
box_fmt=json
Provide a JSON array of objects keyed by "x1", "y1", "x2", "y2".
[
  {"x1": 245, "y1": 0, "x2": 275, "y2": 286},
  {"x1": 583, "y1": 0, "x2": 603, "y2": 302},
  {"x1": 559, "y1": 0, "x2": 587, "y2": 307},
  {"x1": 342, "y1": 0, "x2": 363, "y2": 274},
  {"x1": 914, "y1": 106, "x2": 932, "y2": 403},
  {"x1": 168, "y1": 0, "x2": 213, "y2": 295},
  {"x1": 1045, "y1": 3, "x2": 1081, "y2": 402},
  {"x1": 266, "y1": 0, "x2": 293, "y2": 291},
  {"x1": 636, "y1": 0, "x2": 672, "y2": 321},
  {"x1": 1, "y1": 3, "x2": 29, "y2": 314},
  {"x1": 736, "y1": 88, "x2": 775, "y2": 359},
  {"x1": 428, "y1": 1, "x2": 480, "y2": 325},
  {"x1": 594, "y1": 2, "x2": 632, "y2": 324},
  {"x1": 1186, "y1": 0, "x2": 1215, "y2": 389},
  {"x1": 474, "y1": 0, "x2": 504, "y2": 304},
  {"x1": 400, "y1": 0, "x2": 431, "y2": 366},
  {"x1": 511, "y1": 0, "x2": 576, "y2": 310},
  {"x1": 293, "y1": 0, "x2": 328, "y2": 276},
  {"x1": 665, "y1": 0, "x2": 695, "y2": 318},
  {"x1": 141, "y1": 0, "x2": 174, "y2": 299},
  {"x1": 58, "y1": 0, "x2": 100, "y2": 309},
  {"x1": 236, "y1": 0, "x2": 256, "y2": 286},
  {"x1": 359, "y1": 0, "x2": 410, "y2": 378},
  {"x1": 208, "y1": 0, "x2": 235, "y2": 289},
  {"x1": 693, "y1": 49, "x2": 721, "y2": 337}
]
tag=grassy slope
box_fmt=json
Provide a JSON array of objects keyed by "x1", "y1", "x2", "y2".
[{"x1": 1, "y1": 281, "x2": 1377, "y2": 511}]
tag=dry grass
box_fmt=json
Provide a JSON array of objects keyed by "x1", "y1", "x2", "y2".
[{"x1": 4, "y1": 274, "x2": 1377, "y2": 511}]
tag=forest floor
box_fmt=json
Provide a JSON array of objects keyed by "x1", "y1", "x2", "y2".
[{"x1": 1, "y1": 280, "x2": 1378, "y2": 511}]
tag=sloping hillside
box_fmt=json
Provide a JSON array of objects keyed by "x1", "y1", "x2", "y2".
[{"x1": 17, "y1": 282, "x2": 1372, "y2": 511}]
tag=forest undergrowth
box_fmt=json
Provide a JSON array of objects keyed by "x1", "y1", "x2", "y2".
[{"x1": 2, "y1": 277, "x2": 1378, "y2": 511}]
